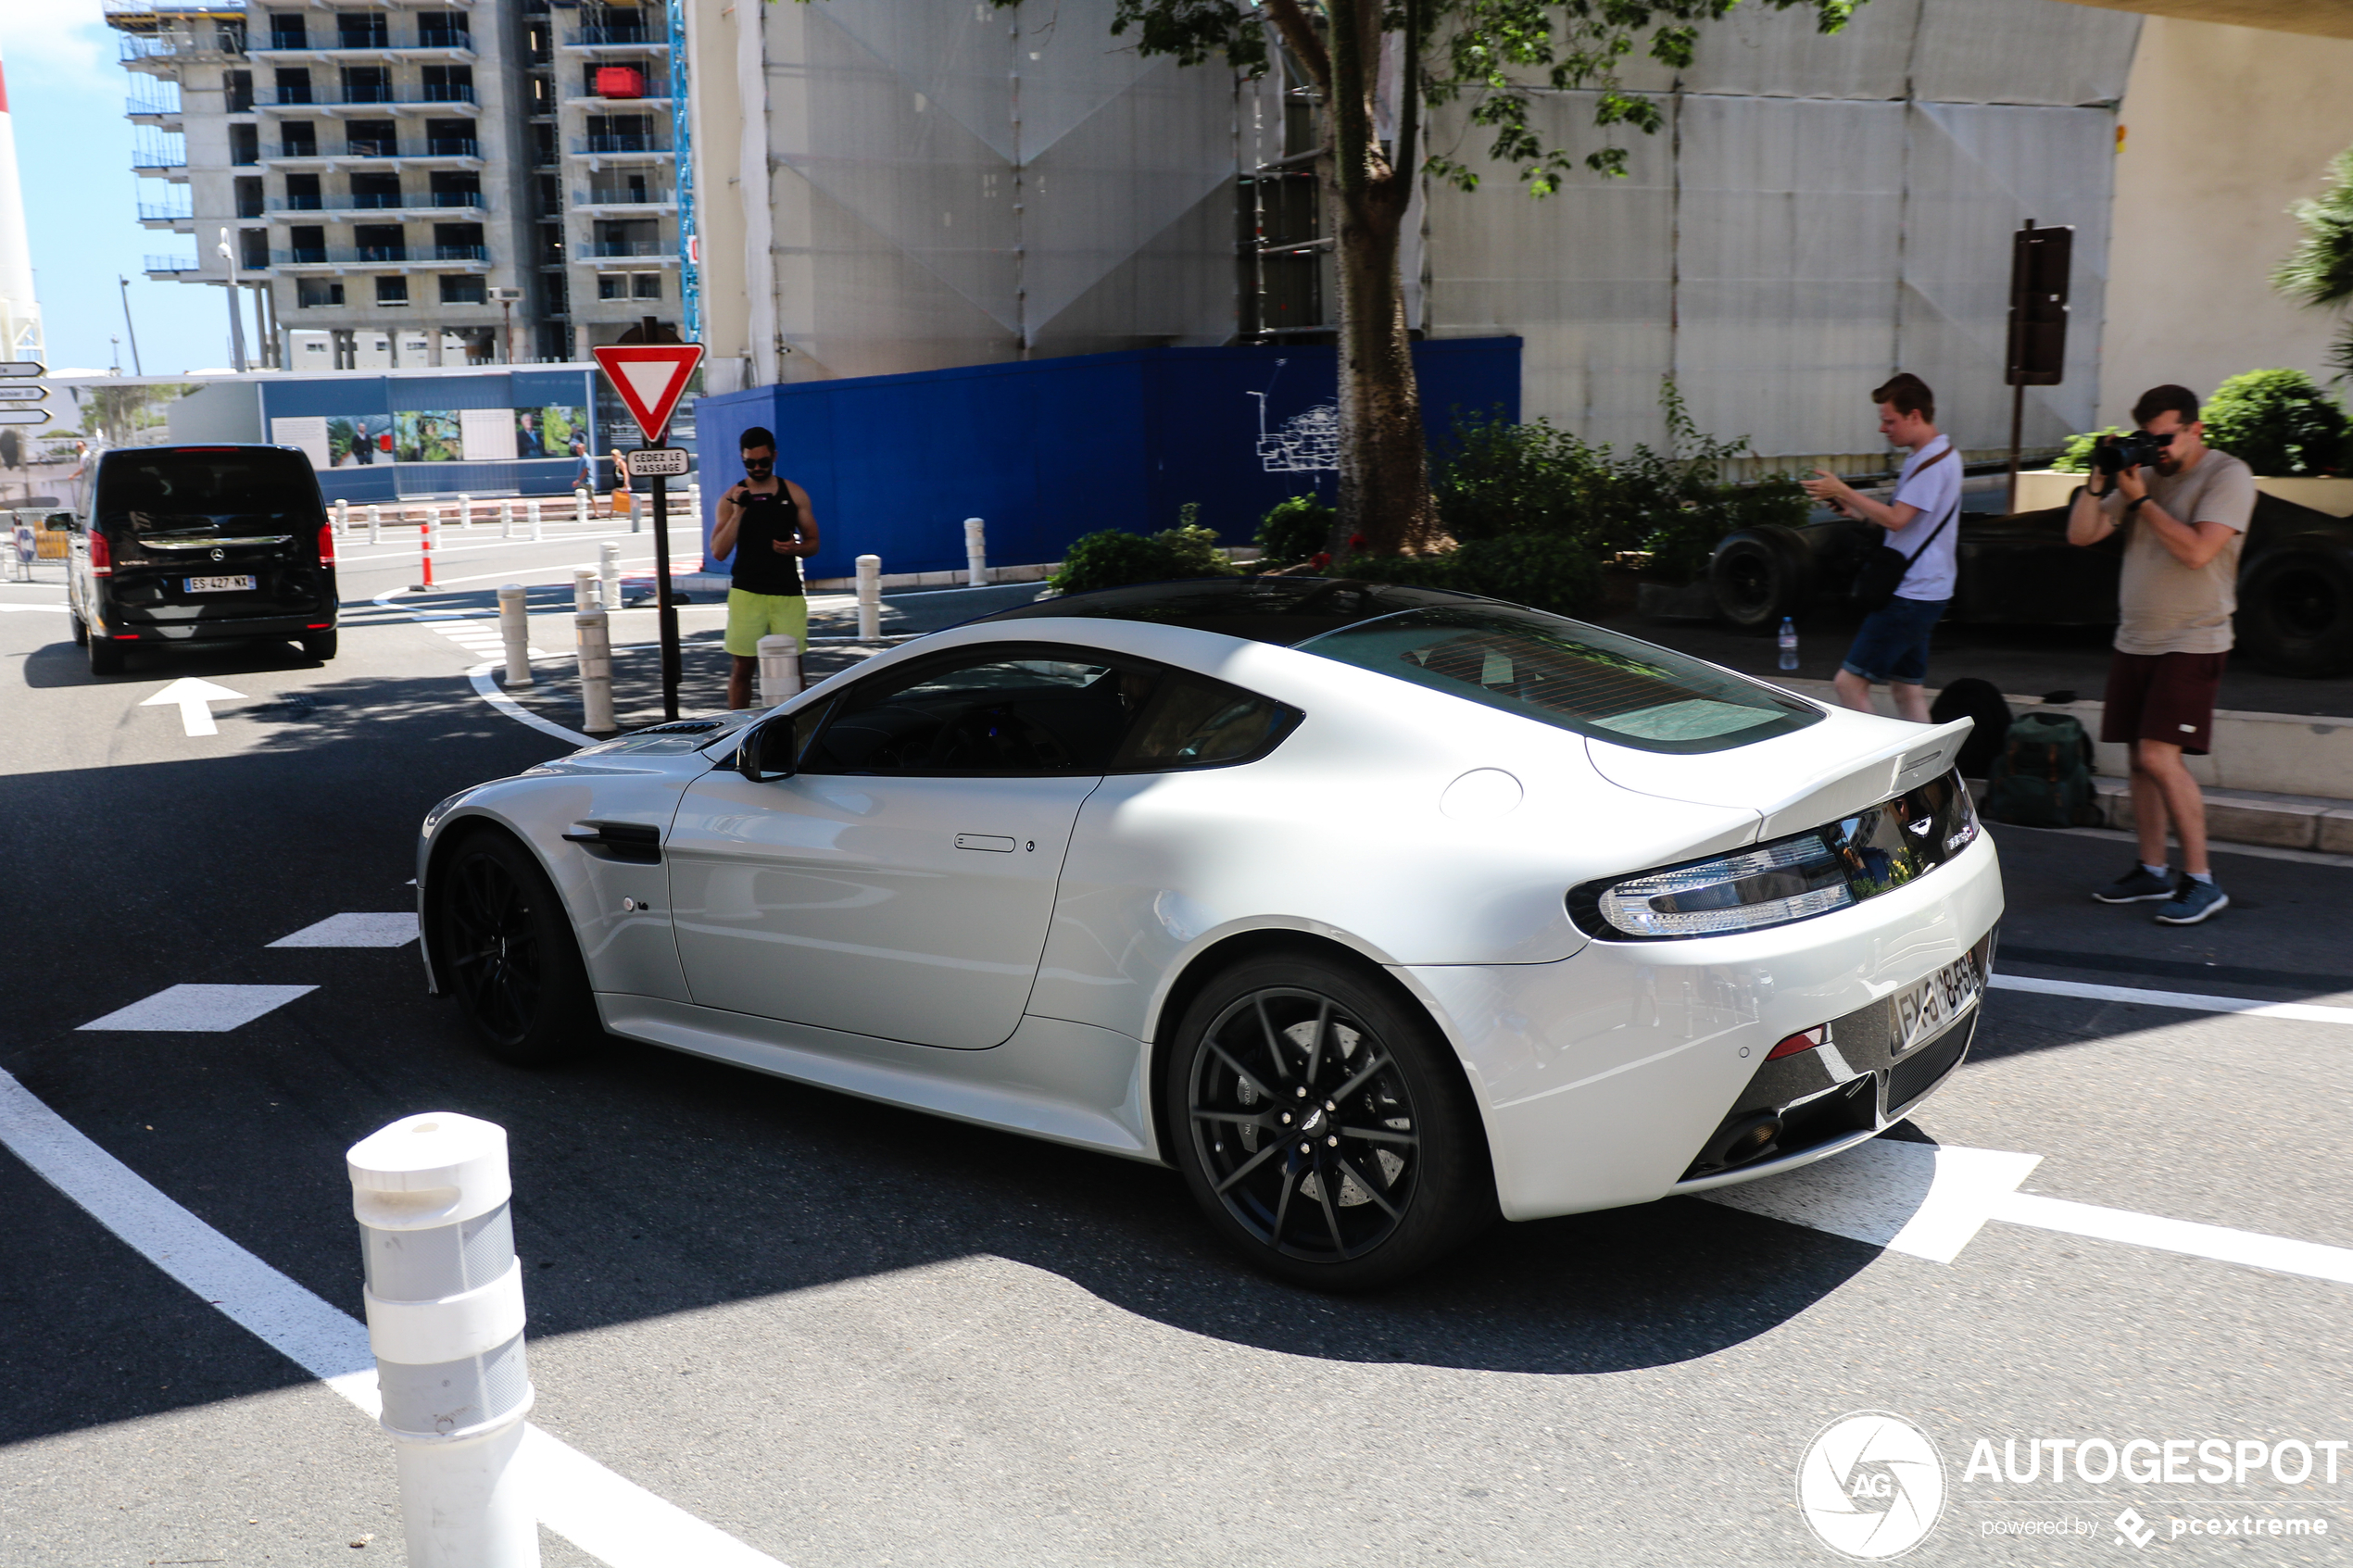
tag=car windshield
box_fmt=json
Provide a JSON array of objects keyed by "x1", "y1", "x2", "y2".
[
  {"x1": 1295, "y1": 605, "x2": 1822, "y2": 754},
  {"x1": 93, "y1": 449, "x2": 321, "y2": 535}
]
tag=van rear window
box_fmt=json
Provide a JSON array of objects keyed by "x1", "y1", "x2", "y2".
[{"x1": 94, "y1": 449, "x2": 321, "y2": 533}]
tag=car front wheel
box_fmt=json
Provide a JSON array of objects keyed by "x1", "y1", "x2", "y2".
[
  {"x1": 1166, "y1": 953, "x2": 1494, "y2": 1290},
  {"x1": 433, "y1": 831, "x2": 594, "y2": 1067}
]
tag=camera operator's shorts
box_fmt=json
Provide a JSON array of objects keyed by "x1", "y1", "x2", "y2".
[
  {"x1": 724, "y1": 589, "x2": 810, "y2": 658},
  {"x1": 2102, "y1": 650, "x2": 2227, "y2": 755},
  {"x1": 1842, "y1": 595, "x2": 1949, "y2": 684}
]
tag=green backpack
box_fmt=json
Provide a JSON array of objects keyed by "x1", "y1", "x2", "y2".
[{"x1": 1981, "y1": 710, "x2": 2102, "y2": 829}]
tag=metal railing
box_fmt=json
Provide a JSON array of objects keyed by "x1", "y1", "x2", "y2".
[
  {"x1": 575, "y1": 185, "x2": 672, "y2": 207},
  {"x1": 132, "y1": 138, "x2": 189, "y2": 169},
  {"x1": 254, "y1": 86, "x2": 478, "y2": 107},
  {"x1": 125, "y1": 89, "x2": 183, "y2": 116},
  {"x1": 137, "y1": 201, "x2": 194, "y2": 221},
  {"x1": 571, "y1": 135, "x2": 671, "y2": 155},
  {"x1": 269, "y1": 193, "x2": 485, "y2": 212},
  {"x1": 272, "y1": 245, "x2": 489, "y2": 265},
  {"x1": 145, "y1": 256, "x2": 201, "y2": 272},
  {"x1": 275, "y1": 138, "x2": 481, "y2": 160},
  {"x1": 561, "y1": 27, "x2": 668, "y2": 46},
  {"x1": 585, "y1": 240, "x2": 669, "y2": 257},
  {"x1": 120, "y1": 30, "x2": 245, "y2": 62},
  {"x1": 255, "y1": 31, "x2": 475, "y2": 53}
]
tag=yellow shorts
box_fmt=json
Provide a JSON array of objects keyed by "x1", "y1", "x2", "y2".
[{"x1": 724, "y1": 589, "x2": 810, "y2": 658}]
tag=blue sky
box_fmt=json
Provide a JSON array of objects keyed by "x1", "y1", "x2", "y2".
[{"x1": 4, "y1": 0, "x2": 246, "y2": 373}]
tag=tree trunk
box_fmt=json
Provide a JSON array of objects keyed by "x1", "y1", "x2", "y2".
[{"x1": 1329, "y1": 179, "x2": 1439, "y2": 558}]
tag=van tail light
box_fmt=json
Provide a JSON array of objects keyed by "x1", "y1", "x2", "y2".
[
  {"x1": 88, "y1": 530, "x2": 112, "y2": 578},
  {"x1": 318, "y1": 522, "x2": 336, "y2": 565},
  {"x1": 1766, "y1": 1026, "x2": 1827, "y2": 1061}
]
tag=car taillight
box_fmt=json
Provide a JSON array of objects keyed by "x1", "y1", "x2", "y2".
[
  {"x1": 88, "y1": 530, "x2": 112, "y2": 577},
  {"x1": 318, "y1": 522, "x2": 336, "y2": 565},
  {"x1": 1766, "y1": 1026, "x2": 1827, "y2": 1061}
]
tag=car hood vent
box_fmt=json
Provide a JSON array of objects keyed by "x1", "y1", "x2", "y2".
[{"x1": 629, "y1": 719, "x2": 724, "y2": 736}]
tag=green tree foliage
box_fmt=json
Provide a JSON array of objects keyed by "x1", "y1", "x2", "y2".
[
  {"x1": 2202, "y1": 369, "x2": 2350, "y2": 478},
  {"x1": 1048, "y1": 508, "x2": 1242, "y2": 596},
  {"x1": 1254, "y1": 494, "x2": 1337, "y2": 566},
  {"x1": 2273, "y1": 146, "x2": 2353, "y2": 383}
]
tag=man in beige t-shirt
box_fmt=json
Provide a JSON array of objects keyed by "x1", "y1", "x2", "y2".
[{"x1": 2066, "y1": 383, "x2": 2256, "y2": 926}]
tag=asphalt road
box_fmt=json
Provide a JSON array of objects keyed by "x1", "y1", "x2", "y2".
[{"x1": 4, "y1": 548, "x2": 2351, "y2": 1567}]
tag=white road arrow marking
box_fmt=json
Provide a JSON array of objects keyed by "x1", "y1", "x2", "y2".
[{"x1": 139, "y1": 676, "x2": 247, "y2": 736}]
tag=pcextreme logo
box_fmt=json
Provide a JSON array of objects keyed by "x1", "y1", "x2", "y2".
[{"x1": 1798, "y1": 1411, "x2": 1948, "y2": 1560}]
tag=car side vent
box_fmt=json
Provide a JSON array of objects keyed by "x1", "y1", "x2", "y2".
[{"x1": 561, "y1": 821, "x2": 663, "y2": 864}]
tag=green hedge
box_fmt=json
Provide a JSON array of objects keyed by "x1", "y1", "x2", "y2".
[
  {"x1": 2204, "y1": 369, "x2": 2349, "y2": 477},
  {"x1": 1047, "y1": 515, "x2": 1239, "y2": 596},
  {"x1": 1341, "y1": 534, "x2": 1603, "y2": 617}
]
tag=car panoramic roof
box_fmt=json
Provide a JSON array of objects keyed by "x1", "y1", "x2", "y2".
[{"x1": 975, "y1": 577, "x2": 1491, "y2": 647}]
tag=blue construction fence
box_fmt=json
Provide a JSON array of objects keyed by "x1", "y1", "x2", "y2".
[{"x1": 689, "y1": 338, "x2": 1521, "y2": 581}]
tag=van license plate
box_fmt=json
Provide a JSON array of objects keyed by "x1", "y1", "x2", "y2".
[
  {"x1": 1893, "y1": 955, "x2": 1981, "y2": 1057},
  {"x1": 185, "y1": 575, "x2": 257, "y2": 594}
]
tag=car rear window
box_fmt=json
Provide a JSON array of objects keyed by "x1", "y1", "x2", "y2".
[
  {"x1": 978, "y1": 577, "x2": 1482, "y2": 646},
  {"x1": 1294, "y1": 604, "x2": 1822, "y2": 754},
  {"x1": 93, "y1": 448, "x2": 322, "y2": 534}
]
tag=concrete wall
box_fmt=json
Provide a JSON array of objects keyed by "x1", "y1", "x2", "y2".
[{"x1": 2100, "y1": 16, "x2": 2353, "y2": 423}]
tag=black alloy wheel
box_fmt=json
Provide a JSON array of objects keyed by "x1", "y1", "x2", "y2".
[
  {"x1": 436, "y1": 833, "x2": 593, "y2": 1066},
  {"x1": 1168, "y1": 955, "x2": 1493, "y2": 1290},
  {"x1": 1707, "y1": 527, "x2": 1812, "y2": 631}
]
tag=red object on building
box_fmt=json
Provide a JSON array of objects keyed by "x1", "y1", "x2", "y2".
[{"x1": 594, "y1": 66, "x2": 645, "y2": 99}]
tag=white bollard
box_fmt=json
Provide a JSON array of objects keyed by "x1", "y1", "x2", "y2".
[
  {"x1": 856, "y1": 553, "x2": 882, "y2": 643},
  {"x1": 369, "y1": 504, "x2": 383, "y2": 545},
  {"x1": 576, "y1": 608, "x2": 614, "y2": 732},
  {"x1": 963, "y1": 517, "x2": 986, "y2": 588},
  {"x1": 335, "y1": 498, "x2": 351, "y2": 537},
  {"x1": 457, "y1": 493, "x2": 473, "y2": 531},
  {"x1": 573, "y1": 487, "x2": 589, "y2": 526},
  {"x1": 527, "y1": 500, "x2": 543, "y2": 543},
  {"x1": 755, "y1": 633, "x2": 802, "y2": 706},
  {"x1": 497, "y1": 583, "x2": 533, "y2": 688},
  {"x1": 573, "y1": 568, "x2": 598, "y2": 615},
  {"x1": 498, "y1": 500, "x2": 513, "y2": 539},
  {"x1": 346, "y1": 1113, "x2": 539, "y2": 1568},
  {"x1": 598, "y1": 541, "x2": 622, "y2": 611}
]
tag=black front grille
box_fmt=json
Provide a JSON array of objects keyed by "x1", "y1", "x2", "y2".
[{"x1": 1887, "y1": 1018, "x2": 1972, "y2": 1113}]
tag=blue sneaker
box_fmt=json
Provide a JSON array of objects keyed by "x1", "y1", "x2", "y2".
[
  {"x1": 2154, "y1": 877, "x2": 2229, "y2": 925},
  {"x1": 2094, "y1": 863, "x2": 2175, "y2": 904}
]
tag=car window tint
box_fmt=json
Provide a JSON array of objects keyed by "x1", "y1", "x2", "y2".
[
  {"x1": 801, "y1": 651, "x2": 1149, "y2": 775},
  {"x1": 1114, "y1": 671, "x2": 1295, "y2": 770},
  {"x1": 1296, "y1": 605, "x2": 1822, "y2": 755}
]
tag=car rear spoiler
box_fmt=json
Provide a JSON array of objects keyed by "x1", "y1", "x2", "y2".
[{"x1": 1756, "y1": 718, "x2": 1974, "y2": 839}]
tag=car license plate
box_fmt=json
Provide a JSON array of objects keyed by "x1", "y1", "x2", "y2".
[
  {"x1": 1893, "y1": 954, "x2": 1981, "y2": 1057},
  {"x1": 185, "y1": 574, "x2": 257, "y2": 594}
]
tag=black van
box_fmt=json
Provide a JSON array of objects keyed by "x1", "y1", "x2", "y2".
[{"x1": 68, "y1": 444, "x2": 339, "y2": 674}]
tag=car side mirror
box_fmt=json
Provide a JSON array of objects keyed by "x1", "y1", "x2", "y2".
[{"x1": 736, "y1": 720, "x2": 794, "y2": 783}]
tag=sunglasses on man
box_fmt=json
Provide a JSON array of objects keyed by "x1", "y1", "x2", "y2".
[{"x1": 742, "y1": 457, "x2": 774, "y2": 473}]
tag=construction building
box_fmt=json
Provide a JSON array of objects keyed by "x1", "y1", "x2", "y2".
[{"x1": 103, "y1": 0, "x2": 686, "y2": 370}]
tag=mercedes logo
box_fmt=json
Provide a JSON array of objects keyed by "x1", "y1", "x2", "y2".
[{"x1": 209, "y1": 546, "x2": 224, "y2": 561}]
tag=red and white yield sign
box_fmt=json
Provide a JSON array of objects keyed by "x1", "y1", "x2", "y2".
[{"x1": 591, "y1": 343, "x2": 705, "y2": 444}]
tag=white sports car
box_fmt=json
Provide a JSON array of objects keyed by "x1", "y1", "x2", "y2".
[{"x1": 419, "y1": 579, "x2": 2002, "y2": 1287}]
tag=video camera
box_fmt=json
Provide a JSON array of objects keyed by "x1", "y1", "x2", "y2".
[{"x1": 2091, "y1": 429, "x2": 2173, "y2": 476}]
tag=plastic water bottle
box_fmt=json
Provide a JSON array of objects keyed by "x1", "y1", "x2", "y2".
[{"x1": 1778, "y1": 616, "x2": 1799, "y2": 671}]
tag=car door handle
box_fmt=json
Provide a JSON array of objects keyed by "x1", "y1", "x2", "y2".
[{"x1": 953, "y1": 834, "x2": 1016, "y2": 853}]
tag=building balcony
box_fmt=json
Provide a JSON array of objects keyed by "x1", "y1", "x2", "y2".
[
  {"x1": 115, "y1": 29, "x2": 247, "y2": 69},
  {"x1": 559, "y1": 29, "x2": 671, "y2": 51},
  {"x1": 251, "y1": 34, "x2": 476, "y2": 61},
  {"x1": 266, "y1": 138, "x2": 484, "y2": 168},
  {"x1": 573, "y1": 186, "x2": 675, "y2": 212},
  {"x1": 137, "y1": 200, "x2": 195, "y2": 229},
  {"x1": 144, "y1": 255, "x2": 203, "y2": 275},
  {"x1": 254, "y1": 89, "x2": 479, "y2": 116},
  {"x1": 562, "y1": 90, "x2": 675, "y2": 109},
  {"x1": 582, "y1": 243, "x2": 679, "y2": 263},
  {"x1": 268, "y1": 193, "x2": 487, "y2": 219},
  {"x1": 271, "y1": 245, "x2": 491, "y2": 270},
  {"x1": 125, "y1": 90, "x2": 183, "y2": 123},
  {"x1": 131, "y1": 145, "x2": 188, "y2": 176},
  {"x1": 567, "y1": 136, "x2": 673, "y2": 157}
]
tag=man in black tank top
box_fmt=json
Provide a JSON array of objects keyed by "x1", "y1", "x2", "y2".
[{"x1": 712, "y1": 424, "x2": 823, "y2": 709}]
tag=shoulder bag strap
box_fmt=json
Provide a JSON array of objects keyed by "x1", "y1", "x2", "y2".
[{"x1": 1900, "y1": 443, "x2": 1962, "y2": 562}]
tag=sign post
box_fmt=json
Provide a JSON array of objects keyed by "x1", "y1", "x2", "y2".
[
  {"x1": 592, "y1": 341, "x2": 705, "y2": 721},
  {"x1": 2004, "y1": 220, "x2": 2072, "y2": 514}
]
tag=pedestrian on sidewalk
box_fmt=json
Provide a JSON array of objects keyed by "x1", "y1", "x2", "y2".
[
  {"x1": 2069, "y1": 383, "x2": 2254, "y2": 925},
  {"x1": 570, "y1": 434, "x2": 592, "y2": 495},
  {"x1": 712, "y1": 425, "x2": 820, "y2": 710},
  {"x1": 1801, "y1": 372, "x2": 1962, "y2": 723}
]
